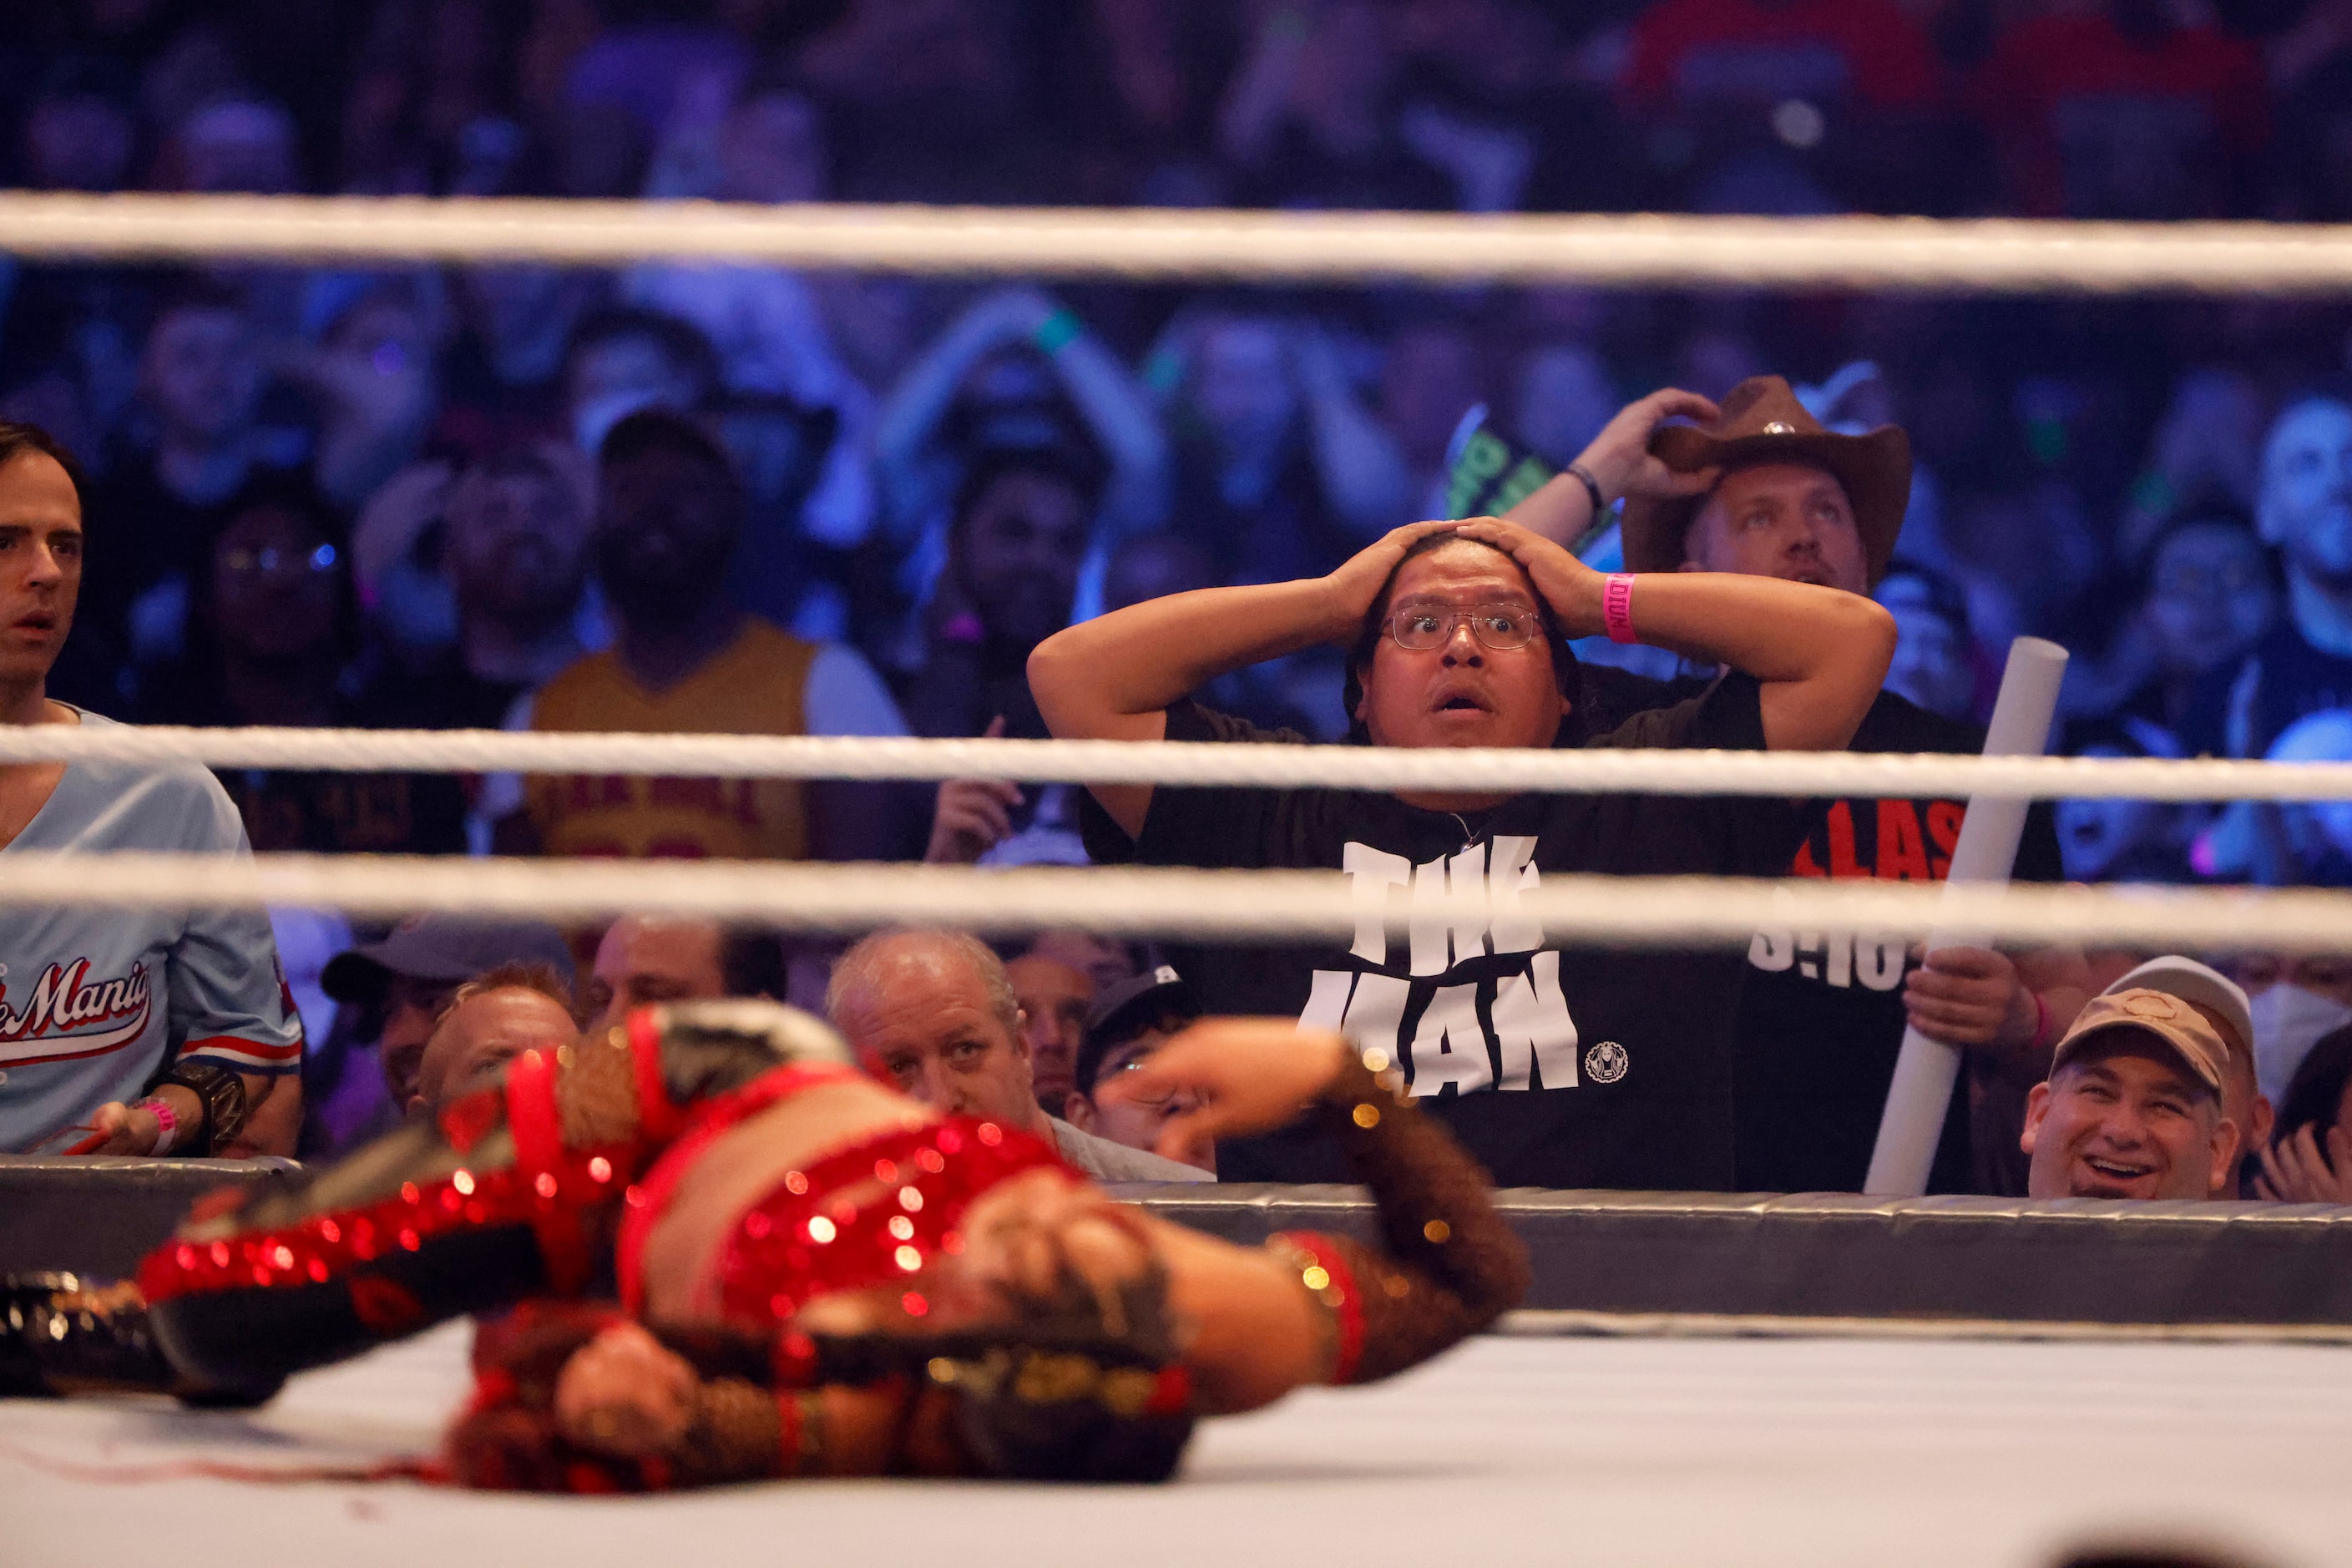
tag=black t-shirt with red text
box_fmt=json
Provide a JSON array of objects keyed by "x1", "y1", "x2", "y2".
[
  {"x1": 1078, "y1": 679, "x2": 1800, "y2": 1191},
  {"x1": 1585, "y1": 668, "x2": 2065, "y2": 1193}
]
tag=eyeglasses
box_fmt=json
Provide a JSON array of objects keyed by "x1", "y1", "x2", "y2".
[
  {"x1": 221, "y1": 543, "x2": 339, "y2": 577},
  {"x1": 1097, "y1": 1050, "x2": 1176, "y2": 1109},
  {"x1": 1386, "y1": 602, "x2": 1545, "y2": 652}
]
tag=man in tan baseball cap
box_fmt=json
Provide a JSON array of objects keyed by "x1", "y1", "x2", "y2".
[{"x1": 2021, "y1": 987, "x2": 2241, "y2": 1201}]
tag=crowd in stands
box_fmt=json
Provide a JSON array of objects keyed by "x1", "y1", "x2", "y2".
[{"x1": 6, "y1": 0, "x2": 2352, "y2": 1205}]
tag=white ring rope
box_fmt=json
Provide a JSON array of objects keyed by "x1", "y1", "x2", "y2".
[
  {"x1": 5, "y1": 194, "x2": 2351, "y2": 294},
  {"x1": 3, "y1": 724, "x2": 2349, "y2": 803},
  {"x1": 0, "y1": 853, "x2": 2340, "y2": 953}
]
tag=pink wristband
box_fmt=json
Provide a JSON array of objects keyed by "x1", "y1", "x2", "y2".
[
  {"x1": 1602, "y1": 573, "x2": 1638, "y2": 645},
  {"x1": 137, "y1": 1095, "x2": 180, "y2": 1156}
]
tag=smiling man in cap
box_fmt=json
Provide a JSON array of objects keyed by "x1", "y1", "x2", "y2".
[
  {"x1": 1507, "y1": 375, "x2": 2090, "y2": 1196},
  {"x1": 2097, "y1": 955, "x2": 2269, "y2": 1196},
  {"x1": 2021, "y1": 987, "x2": 2239, "y2": 1201}
]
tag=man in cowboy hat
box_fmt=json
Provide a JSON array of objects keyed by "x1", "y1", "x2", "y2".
[
  {"x1": 1618, "y1": 372, "x2": 1909, "y2": 589},
  {"x1": 1508, "y1": 375, "x2": 2092, "y2": 1196}
]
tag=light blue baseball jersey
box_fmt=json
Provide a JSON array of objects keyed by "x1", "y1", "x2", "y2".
[{"x1": 0, "y1": 709, "x2": 303, "y2": 1154}]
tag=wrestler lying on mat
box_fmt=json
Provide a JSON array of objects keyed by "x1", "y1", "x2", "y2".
[{"x1": 2, "y1": 1000, "x2": 1527, "y2": 1489}]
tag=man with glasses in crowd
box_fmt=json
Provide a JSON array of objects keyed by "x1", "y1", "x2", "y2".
[
  {"x1": 1035, "y1": 388, "x2": 1897, "y2": 1190},
  {"x1": 1065, "y1": 964, "x2": 1216, "y2": 1175}
]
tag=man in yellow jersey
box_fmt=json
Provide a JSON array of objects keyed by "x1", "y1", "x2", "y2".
[{"x1": 498, "y1": 409, "x2": 908, "y2": 860}]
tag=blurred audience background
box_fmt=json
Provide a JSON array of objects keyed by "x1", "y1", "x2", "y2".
[{"x1": 11, "y1": 0, "x2": 2352, "y2": 1171}]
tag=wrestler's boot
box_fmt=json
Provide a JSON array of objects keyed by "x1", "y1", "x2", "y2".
[
  {"x1": 1, "y1": 1273, "x2": 198, "y2": 1400},
  {"x1": 105, "y1": 1001, "x2": 855, "y2": 1403}
]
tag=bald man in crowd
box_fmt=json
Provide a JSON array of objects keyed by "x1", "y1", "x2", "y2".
[{"x1": 824, "y1": 928, "x2": 1208, "y2": 1183}]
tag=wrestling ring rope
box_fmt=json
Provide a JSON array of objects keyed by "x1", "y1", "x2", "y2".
[
  {"x1": 1, "y1": 722, "x2": 2349, "y2": 802},
  {"x1": 0, "y1": 855, "x2": 2347, "y2": 954},
  {"x1": 0, "y1": 727, "x2": 2343, "y2": 949},
  {"x1": 10, "y1": 199, "x2": 2352, "y2": 1566},
  {"x1": 6, "y1": 192, "x2": 2352, "y2": 294}
]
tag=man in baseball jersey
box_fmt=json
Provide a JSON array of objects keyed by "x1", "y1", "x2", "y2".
[{"x1": 0, "y1": 422, "x2": 303, "y2": 1157}]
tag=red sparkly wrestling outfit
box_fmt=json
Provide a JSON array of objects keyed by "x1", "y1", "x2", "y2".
[
  {"x1": 31, "y1": 1002, "x2": 1526, "y2": 1489},
  {"x1": 615, "y1": 1065, "x2": 1070, "y2": 1326}
]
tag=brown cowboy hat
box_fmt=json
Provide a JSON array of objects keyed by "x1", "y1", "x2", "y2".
[{"x1": 1619, "y1": 375, "x2": 1912, "y2": 584}]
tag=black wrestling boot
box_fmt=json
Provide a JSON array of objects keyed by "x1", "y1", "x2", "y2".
[
  {"x1": 3, "y1": 1273, "x2": 169, "y2": 1397},
  {"x1": 2, "y1": 1272, "x2": 283, "y2": 1406}
]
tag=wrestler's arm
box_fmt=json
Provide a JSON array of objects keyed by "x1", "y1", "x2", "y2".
[
  {"x1": 453, "y1": 1310, "x2": 967, "y2": 1489},
  {"x1": 1128, "y1": 1021, "x2": 1530, "y2": 1399},
  {"x1": 1451, "y1": 514, "x2": 1896, "y2": 752},
  {"x1": 1026, "y1": 518, "x2": 1459, "y2": 837}
]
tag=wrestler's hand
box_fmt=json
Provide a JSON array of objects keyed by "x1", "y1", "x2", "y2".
[
  {"x1": 554, "y1": 1322, "x2": 700, "y2": 1458},
  {"x1": 1449, "y1": 516, "x2": 1606, "y2": 639},
  {"x1": 952, "y1": 1168, "x2": 1156, "y2": 1314},
  {"x1": 1320, "y1": 519, "x2": 1462, "y2": 630},
  {"x1": 1569, "y1": 387, "x2": 1722, "y2": 504},
  {"x1": 1125, "y1": 1019, "x2": 1349, "y2": 1161}
]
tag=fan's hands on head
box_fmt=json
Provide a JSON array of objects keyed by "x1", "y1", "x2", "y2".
[
  {"x1": 1449, "y1": 515, "x2": 1602, "y2": 637},
  {"x1": 1122, "y1": 1019, "x2": 1351, "y2": 1162},
  {"x1": 1320, "y1": 519, "x2": 1462, "y2": 631},
  {"x1": 1571, "y1": 387, "x2": 1722, "y2": 503}
]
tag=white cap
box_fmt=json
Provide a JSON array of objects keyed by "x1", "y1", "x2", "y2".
[{"x1": 2103, "y1": 957, "x2": 2253, "y2": 1064}]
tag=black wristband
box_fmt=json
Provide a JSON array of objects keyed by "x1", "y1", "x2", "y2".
[
  {"x1": 1566, "y1": 463, "x2": 1608, "y2": 519},
  {"x1": 157, "y1": 1060, "x2": 249, "y2": 1156}
]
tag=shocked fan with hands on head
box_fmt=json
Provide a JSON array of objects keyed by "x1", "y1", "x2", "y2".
[{"x1": 1033, "y1": 387, "x2": 1898, "y2": 1191}]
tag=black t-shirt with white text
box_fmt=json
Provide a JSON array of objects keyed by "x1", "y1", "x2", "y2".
[
  {"x1": 1587, "y1": 670, "x2": 2066, "y2": 1194},
  {"x1": 1079, "y1": 680, "x2": 1800, "y2": 1191}
]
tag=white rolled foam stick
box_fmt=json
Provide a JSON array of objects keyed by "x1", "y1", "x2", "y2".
[{"x1": 1863, "y1": 636, "x2": 2071, "y2": 1197}]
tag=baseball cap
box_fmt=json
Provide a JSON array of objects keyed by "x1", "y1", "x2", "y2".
[
  {"x1": 2102, "y1": 957, "x2": 2253, "y2": 1063},
  {"x1": 2051, "y1": 988, "x2": 2230, "y2": 1099},
  {"x1": 321, "y1": 914, "x2": 576, "y2": 1007},
  {"x1": 1076, "y1": 965, "x2": 1196, "y2": 1094}
]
